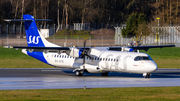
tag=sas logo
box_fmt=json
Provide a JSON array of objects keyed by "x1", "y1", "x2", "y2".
[{"x1": 28, "y1": 36, "x2": 40, "y2": 44}]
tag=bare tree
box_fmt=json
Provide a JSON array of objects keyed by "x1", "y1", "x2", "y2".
[
  {"x1": 61, "y1": 5, "x2": 65, "y2": 29},
  {"x1": 43, "y1": 0, "x2": 49, "y2": 29},
  {"x1": 14, "y1": 0, "x2": 19, "y2": 19},
  {"x1": 33, "y1": 0, "x2": 36, "y2": 19},
  {"x1": 170, "y1": 0, "x2": 172, "y2": 24},
  {"x1": 134, "y1": 22, "x2": 151, "y2": 46},
  {"x1": 21, "y1": 0, "x2": 24, "y2": 25},
  {"x1": 65, "y1": 0, "x2": 68, "y2": 29},
  {"x1": 81, "y1": 0, "x2": 86, "y2": 30},
  {"x1": 56, "y1": 0, "x2": 60, "y2": 32}
]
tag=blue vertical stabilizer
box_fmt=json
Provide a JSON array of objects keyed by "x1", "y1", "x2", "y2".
[{"x1": 23, "y1": 15, "x2": 45, "y2": 47}]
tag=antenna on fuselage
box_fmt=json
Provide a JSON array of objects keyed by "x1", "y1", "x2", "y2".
[{"x1": 137, "y1": 49, "x2": 139, "y2": 53}]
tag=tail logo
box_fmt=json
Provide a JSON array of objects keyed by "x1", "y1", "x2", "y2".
[{"x1": 28, "y1": 36, "x2": 40, "y2": 44}]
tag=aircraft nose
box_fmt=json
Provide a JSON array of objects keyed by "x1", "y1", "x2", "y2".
[
  {"x1": 146, "y1": 61, "x2": 158, "y2": 72},
  {"x1": 152, "y1": 62, "x2": 158, "y2": 71}
]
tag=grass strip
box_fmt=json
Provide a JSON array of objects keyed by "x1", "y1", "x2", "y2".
[
  {"x1": 0, "y1": 47, "x2": 180, "y2": 68},
  {"x1": 141, "y1": 47, "x2": 180, "y2": 68},
  {"x1": 0, "y1": 47, "x2": 52, "y2": 68},
  {"x1": 0, "y1": 87, "x2": 180, "y2": 101}
]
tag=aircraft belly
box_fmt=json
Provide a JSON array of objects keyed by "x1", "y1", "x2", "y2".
[
  {"x1": 73, "y1": 59, "x2": 98, "y2": 68},
  {"x1": 54, "y1": 59, "x2": 74, "y2": 68}
]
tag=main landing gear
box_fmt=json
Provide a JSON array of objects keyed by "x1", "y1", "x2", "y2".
[
  {"x1": 101, "y1": 72, "x2": 109, "y2": 76},
  {"x1": 143, "y1": 73, "x2": 151, "y2": 79},
  {"x1": 75, "y1": 70, "x2": 84, "y2": 76}
]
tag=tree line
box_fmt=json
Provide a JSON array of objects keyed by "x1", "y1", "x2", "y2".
[{"x1": 0, "y1": 0, "x2": 180, "y2": 27}]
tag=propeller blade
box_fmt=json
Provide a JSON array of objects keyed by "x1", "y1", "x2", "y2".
[
  {"x1": 84, "y1": 40, "x2": 86, "y2": 48},
  {"x1": 83, "y1": 40, "x2": 87, "y2": 64},
  {"x1": 83, "y1": 55, "x2": 85, "y2": 64}
]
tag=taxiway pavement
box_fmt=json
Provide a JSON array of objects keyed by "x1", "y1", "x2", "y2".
[{"x1": 0, "y1": 68, "x2": 180, "y2": 90}]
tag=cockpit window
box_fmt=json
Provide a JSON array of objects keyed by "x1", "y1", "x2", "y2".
[
  {"x1": 148, "y1": 55, "x2": 153, "y2": 60},
  {"x1": 134, "y1": 56, "x2": 152, "y2": 61}
]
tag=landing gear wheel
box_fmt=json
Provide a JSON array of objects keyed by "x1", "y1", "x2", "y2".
[
  {"x1": 75, "y1": 70, "x2": 83, "y2": 76},
  {"x1": 101, "y1": 72, "x2": 109, "y2": 76},
  {"x1": 145, "y1": 73, "x2": 151, "y2": 79}
]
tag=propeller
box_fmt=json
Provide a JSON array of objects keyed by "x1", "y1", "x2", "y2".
[
  {"x1": 83, "y1": 40, "x2": 86, "y2": 64},
  {"x1": 80, "y1": 39, "x2": 92, "y2": 68}
]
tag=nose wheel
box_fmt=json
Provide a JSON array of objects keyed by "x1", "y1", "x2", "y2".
[{"x1": 143, "y1": 73, "x2": 151, "y2": 79}]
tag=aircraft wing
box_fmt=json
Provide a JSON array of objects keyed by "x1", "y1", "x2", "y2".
[
  {"x1": 108, "y1": 45, "x2": 175, "y2": 51},
  {"x1": 13, "y1": 46, "x2": 91, "y2": 53},
  {"x1": 13, "y1": 44, "x2": 175, "y2": 52},
  {"x1": 13, "y1": 46, "x2": 72, "y2": 54},
  {"x1": 129, "y1": 45, "x2": 175, "y2": 51}
]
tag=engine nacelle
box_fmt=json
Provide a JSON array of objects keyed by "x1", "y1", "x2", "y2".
[
  {"x1": 69, "y1": 48, "x2": 82, "y2": 58},
  {"x1": 122, "y1": 47, "x2": 133, "y2": 52},
  {"x1": 89, "y1": 48, "x2": 102, "y2": 56}
]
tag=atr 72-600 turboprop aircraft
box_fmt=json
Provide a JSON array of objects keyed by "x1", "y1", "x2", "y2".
[{"x1": 5, "y1": 15, "x2": 175, "y2": 78}]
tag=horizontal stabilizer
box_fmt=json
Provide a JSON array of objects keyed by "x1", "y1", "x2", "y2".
[
  {"x1": 4, "y1": 19, "x2": 52, "y2": 22},
  {"x1": 13, "y1": 46, "x2": 70, "y2": 50}
]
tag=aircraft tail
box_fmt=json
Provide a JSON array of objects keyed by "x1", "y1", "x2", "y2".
[
  {"x1": 23, "y1": 15, "x2": 59, "y2": 47},
  {"x1": 4, "y1": 14, "x2": 59, "y2": 47}
]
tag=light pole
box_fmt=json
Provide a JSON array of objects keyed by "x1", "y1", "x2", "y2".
[{"x1": 157, "y1": 17, "x2": 160, "y2": 45}]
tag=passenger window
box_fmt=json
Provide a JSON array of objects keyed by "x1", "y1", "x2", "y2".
[
  {"x1": 116, "y1": 59, "x2": 119, "y2": 62},
  {"x1": 59, "y1": 55, "x2": 61, "y2": 58},
  {"x1": 106, "y1": 58, "x2": 108, "y2": 61},
  {"x1": 54, "y1": 55, "x2": 56, "y2": 58},
  {"x1": 100, "y1": 58, "x2": 102, "y2": 61},
  {"x1": 103, "y1": 58, "x2": 105, "y2": 61},
  {"x1": 111, "y1": 58, "x2": 113, "y2": 61},
  {"x1": 62, "y1": 55, "x2": 64, "y2": 58}
]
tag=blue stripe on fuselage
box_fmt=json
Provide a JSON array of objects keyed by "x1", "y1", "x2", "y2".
[{"x1": 27, "y1": 51, "x2": 49, "y2": 64}]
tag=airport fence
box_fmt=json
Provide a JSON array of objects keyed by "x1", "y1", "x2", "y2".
[
  {"x1": 115, "y1": 26, "x2": 180, "y2": 47},
  {"x1": 0, "y1": 23, "x2": 117, "y2": 47},
  {"x1": 0, "y1": 23, "x2": 180, "y2": 47},
  {"x1": 0, "y1": 23, "x2": 117, "y2": 38}
]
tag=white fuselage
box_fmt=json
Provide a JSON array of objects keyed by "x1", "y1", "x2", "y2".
[{"x1": 25, "y1": 49, "x2": 157, "y2": 74}]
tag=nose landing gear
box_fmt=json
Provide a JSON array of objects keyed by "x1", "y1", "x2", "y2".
[{"x1": 143, "y1": 73, "x2": 151, "y2": 79}]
